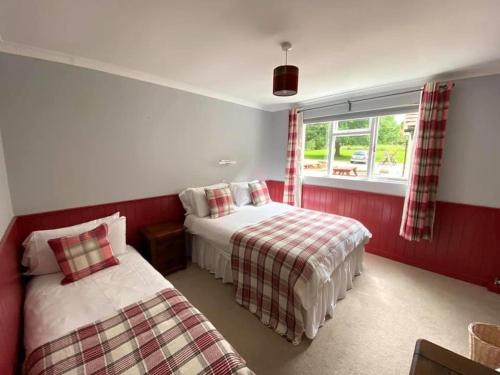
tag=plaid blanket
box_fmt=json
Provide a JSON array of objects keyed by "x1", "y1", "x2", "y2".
[
  {"x1": 230, "y1": 207, "x2": 370, "y2": 344},
  {"x1": 25, "y1": 288, "x2": 252, "y2": 375}
]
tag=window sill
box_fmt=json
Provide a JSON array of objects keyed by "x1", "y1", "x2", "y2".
[{"x1": 302, "y1": 175, "x2": 407, "y2": 197}]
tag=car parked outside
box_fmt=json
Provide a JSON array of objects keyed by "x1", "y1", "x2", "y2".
[{"x1": 350, "y1": 150, "x2": 368, "y2": 164}]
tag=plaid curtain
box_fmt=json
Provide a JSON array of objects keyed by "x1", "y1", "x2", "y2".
[
  {"x1": 400, "y1": 81, "x2": 453, "y2": 241},
  {"x1": 283, "y1": 108, "x2": 303, "y2": 206}
]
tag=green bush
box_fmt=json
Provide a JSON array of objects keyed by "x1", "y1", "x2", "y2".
[{"x1": 304, "y1": 144, "x2": 407, "y2": 163}]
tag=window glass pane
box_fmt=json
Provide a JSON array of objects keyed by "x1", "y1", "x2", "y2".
[
  {"x1": 303, "y1": 122, "x2": 330, "y2": 176},
  {"x1": 373, "y1": 113, "x2": 416, "y2": 179},
  {"x1": 337, "y1": 118, "x2": 370, "y2": 131},
  {"x1": 332, "y1": 135, "x2": 370, "y2": 178}
]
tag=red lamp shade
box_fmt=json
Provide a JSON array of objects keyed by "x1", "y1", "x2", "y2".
[{"x1": 273, "y1": 65, "x2": 299, "y2": 96}]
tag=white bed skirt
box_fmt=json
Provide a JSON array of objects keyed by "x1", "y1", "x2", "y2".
[{"x1": 189, "y1": 234, "x2": 364, "y2": 340}]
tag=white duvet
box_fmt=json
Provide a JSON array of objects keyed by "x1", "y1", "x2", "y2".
[{"x1": 24, "y1": 246, "x2": 171, "y2": 356}]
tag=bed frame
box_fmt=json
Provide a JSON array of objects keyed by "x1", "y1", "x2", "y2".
[{"x1": 0, "y1": 193, "x2": 184, "y2": 374}]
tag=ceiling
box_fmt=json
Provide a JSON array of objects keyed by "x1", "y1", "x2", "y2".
[{"x1": 1, "y1": 0, "x2": 500, "y2": 111}]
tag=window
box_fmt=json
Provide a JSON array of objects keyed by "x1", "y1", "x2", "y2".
[
  {"x1": 303, "y1": 122, "x2": 330, "y2": 174},
  {"x1": 303, "y1": 112, "x2": 417, "y2": 180}
]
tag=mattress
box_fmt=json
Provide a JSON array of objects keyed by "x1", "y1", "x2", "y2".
[{"x1": 24, "y1": 245, "x2": 171, "y2": 356}]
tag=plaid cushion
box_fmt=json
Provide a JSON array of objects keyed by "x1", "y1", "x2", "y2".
[
  {"x1": 48, "y1": 223, "x2": 119, "y2": 284},
  {"x1": 248, "y1": 180, "x2": 271, "y2": 206},
  {"x1": 205, "y1": 186, "x2": 236, "y2": 218}
]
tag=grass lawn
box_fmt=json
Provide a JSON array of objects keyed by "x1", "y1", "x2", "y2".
[{"x1": 304, "y1": 144, "x2": 407, "y2": 163}]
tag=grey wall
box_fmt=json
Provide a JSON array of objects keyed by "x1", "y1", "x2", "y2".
[
  {"x1": 265, "y1": 110, "x2": 289, "y2": 181},
  {"x1": 439, "y1": 74, "x2": 500, "y2": 207},
  {"x1": 0, "y1": 53, "x2": 275, "y2": 215},
  {"x1": 0, "y1": 128, "x2": 13, "y2": 236},
  {"x1": 270, "y1": 74, "x2": 500, "y2": 208},
  {"x1": 2, "y1": 51, "x2": 498, "y2": 214}
]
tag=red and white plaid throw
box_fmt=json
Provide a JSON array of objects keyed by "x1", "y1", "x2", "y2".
[
  {"x1": 206, "y1": 186, "x2": 236, "y2": 218},
  {"x1": 400, "y1": 81, "x2": 453, "y2": 241},
  {"x1": 25, "y1": 288, "x2": 251, "y2": 375},
  {"x1": 230, "y1": 207, "x2": 370, "y2": 344}
]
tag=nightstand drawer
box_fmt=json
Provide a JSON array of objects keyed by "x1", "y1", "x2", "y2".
[
  {"x1": 152, "y1": 237, "x2": 186, "y2": 275},
  {"x1": 154, "y1": 235, "x2": 183, "y2": 248},
  {"x1": 141, "y1": 221, "x2": 187, "y2": 276},
  {"x1": 153, "y1": 248, "x2": 183, "y2": 274}
]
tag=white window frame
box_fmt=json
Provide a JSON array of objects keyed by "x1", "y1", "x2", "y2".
[{"x1": 303, "y1": 113, "x2": 414, "y2": 183}]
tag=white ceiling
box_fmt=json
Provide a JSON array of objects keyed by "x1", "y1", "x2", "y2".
[{"x1": 1, "y1": 0, "x2": 500, "y2": 111}]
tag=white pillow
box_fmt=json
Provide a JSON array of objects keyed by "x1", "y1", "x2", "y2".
[
  {"x1": 108, "y1": 216, "x2": 127, "y2": 256},
  {"x1": 22, "y1": 212, "x2": 126, "y2": 275},
  {"x1": 179, "y1": 183, "x2": 228, "y2": 217},
  {"x1": 230, "y1": 182, "x2": 253, "y2": 206},
  {"x1": 179, "y1": 190, "x2": 193, "y2": 214}
]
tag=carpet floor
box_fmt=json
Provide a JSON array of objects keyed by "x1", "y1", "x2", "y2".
[{"x1": 167, "y1": 253, "x2": 500, "y2": 375}]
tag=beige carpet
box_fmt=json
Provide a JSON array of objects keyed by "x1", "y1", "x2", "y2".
[{"x1": 167, "y1": 253, "x2": 500, "y2": 375}]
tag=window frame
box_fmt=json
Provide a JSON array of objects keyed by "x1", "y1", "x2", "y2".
[{"x1": 303, "y1": 112, "x2": 415, "y2": 183}]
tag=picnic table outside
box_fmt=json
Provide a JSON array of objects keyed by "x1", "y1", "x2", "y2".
[
  {"x1": 303, "y1": 160, "x2": 327, "y2": 169},
  {"x1": 332, "y1": 166, "x2": 358, "y2": 176}
]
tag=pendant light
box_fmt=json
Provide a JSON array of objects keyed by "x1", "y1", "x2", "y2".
[{"x1": 273, "y1": 42, "x2": 299, "y2": 96}]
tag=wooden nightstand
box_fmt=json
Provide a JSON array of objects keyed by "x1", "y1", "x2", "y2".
[{"x1": 141, "y1": 222, "x2": 187, "y2": 275}]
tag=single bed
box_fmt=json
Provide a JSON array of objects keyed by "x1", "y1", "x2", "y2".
[
  {"x1": 24, "y1": 245, "x2": 253, "y2": 375},
  {"x1": 185, "y1": 202, "x2": 371, "y2": 343}
]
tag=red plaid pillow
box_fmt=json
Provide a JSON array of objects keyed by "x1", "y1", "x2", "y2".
[
  {"x1": 48, "y1": 223, "x2": 119, "y2": 285},
  {"x1": 248, "y1": 180, "x2": 271, "y2": 206},
  {"x1": 205, "y1": 186, "x2": 236, "y2": 218}
]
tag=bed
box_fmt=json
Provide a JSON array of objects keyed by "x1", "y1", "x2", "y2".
[
  {"x1": 185, "y1": 202, "x2": 371, "y2": 343},
  {"x1": 24, "y1": 245, "x2": 253, "y2": 375}
]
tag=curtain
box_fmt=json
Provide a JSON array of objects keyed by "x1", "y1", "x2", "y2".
[
  {"x1": 400, "y1": 81, "x2": 453, "y2": 241},
  {"x1": 283, "y1": 108, "x2": 304, "y2": 206}
]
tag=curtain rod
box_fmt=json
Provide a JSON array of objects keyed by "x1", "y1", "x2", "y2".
[{"x1": 297, "y1": 83, "x2": 455, "y2": 114}]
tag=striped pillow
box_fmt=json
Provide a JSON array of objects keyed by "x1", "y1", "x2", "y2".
[
  {"x1": 205, "y1": 186, "x2": 236, "y2": 218},
  {"x1": 248, "y1": 180, "x2": 271, "y2": 206},
  {"x1": 48, "y1": 223, "x2": 119, "y2": 284}
]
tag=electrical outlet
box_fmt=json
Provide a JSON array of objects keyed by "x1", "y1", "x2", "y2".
[{"x1": 489, "y1": 278, "x2": 500, "y2": 294}]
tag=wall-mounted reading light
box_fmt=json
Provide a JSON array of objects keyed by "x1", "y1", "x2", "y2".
[{"x1": 218, "y1": 159, "x2": 237, "y2": 166}]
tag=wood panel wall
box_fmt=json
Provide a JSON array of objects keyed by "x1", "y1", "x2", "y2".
[
  {"x1": 16, "y1": 194, "x2": 185, "y2": 252},
  {"x1": 266, "y1": 180, "x2": 500, "y2": 290},
  {"x1": 0, "y1": 218, "x2": 23, "y2": 375}
]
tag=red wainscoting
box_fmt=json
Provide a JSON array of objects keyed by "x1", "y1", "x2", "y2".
[
  {"x1": 16, "y1": 194, "x2": 185, "y2": 252},
  {"x1": 0, "y1": 218, "x2": 23, "y2": 375},
  {"x1": 266, "y1": 180, "x2": 285, "y2": 203},
  {"x1": 266, "y1": 180, "x2": 500, "y2": 291}
]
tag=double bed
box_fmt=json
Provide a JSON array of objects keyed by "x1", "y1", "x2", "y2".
[
  {"x1": 185, "y1": 201, "x2": 371, "y2": 343},
  {"x1": 24, "y1": 245, "x2": 253, "y2": 375}
]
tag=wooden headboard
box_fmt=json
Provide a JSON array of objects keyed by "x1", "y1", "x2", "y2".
[
  {"x1": 0, "y1": 193, "x2": 184, "y2": 374},
  {"x1": 16, "y1": 194, "x2": 184, "y2": 250}
]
